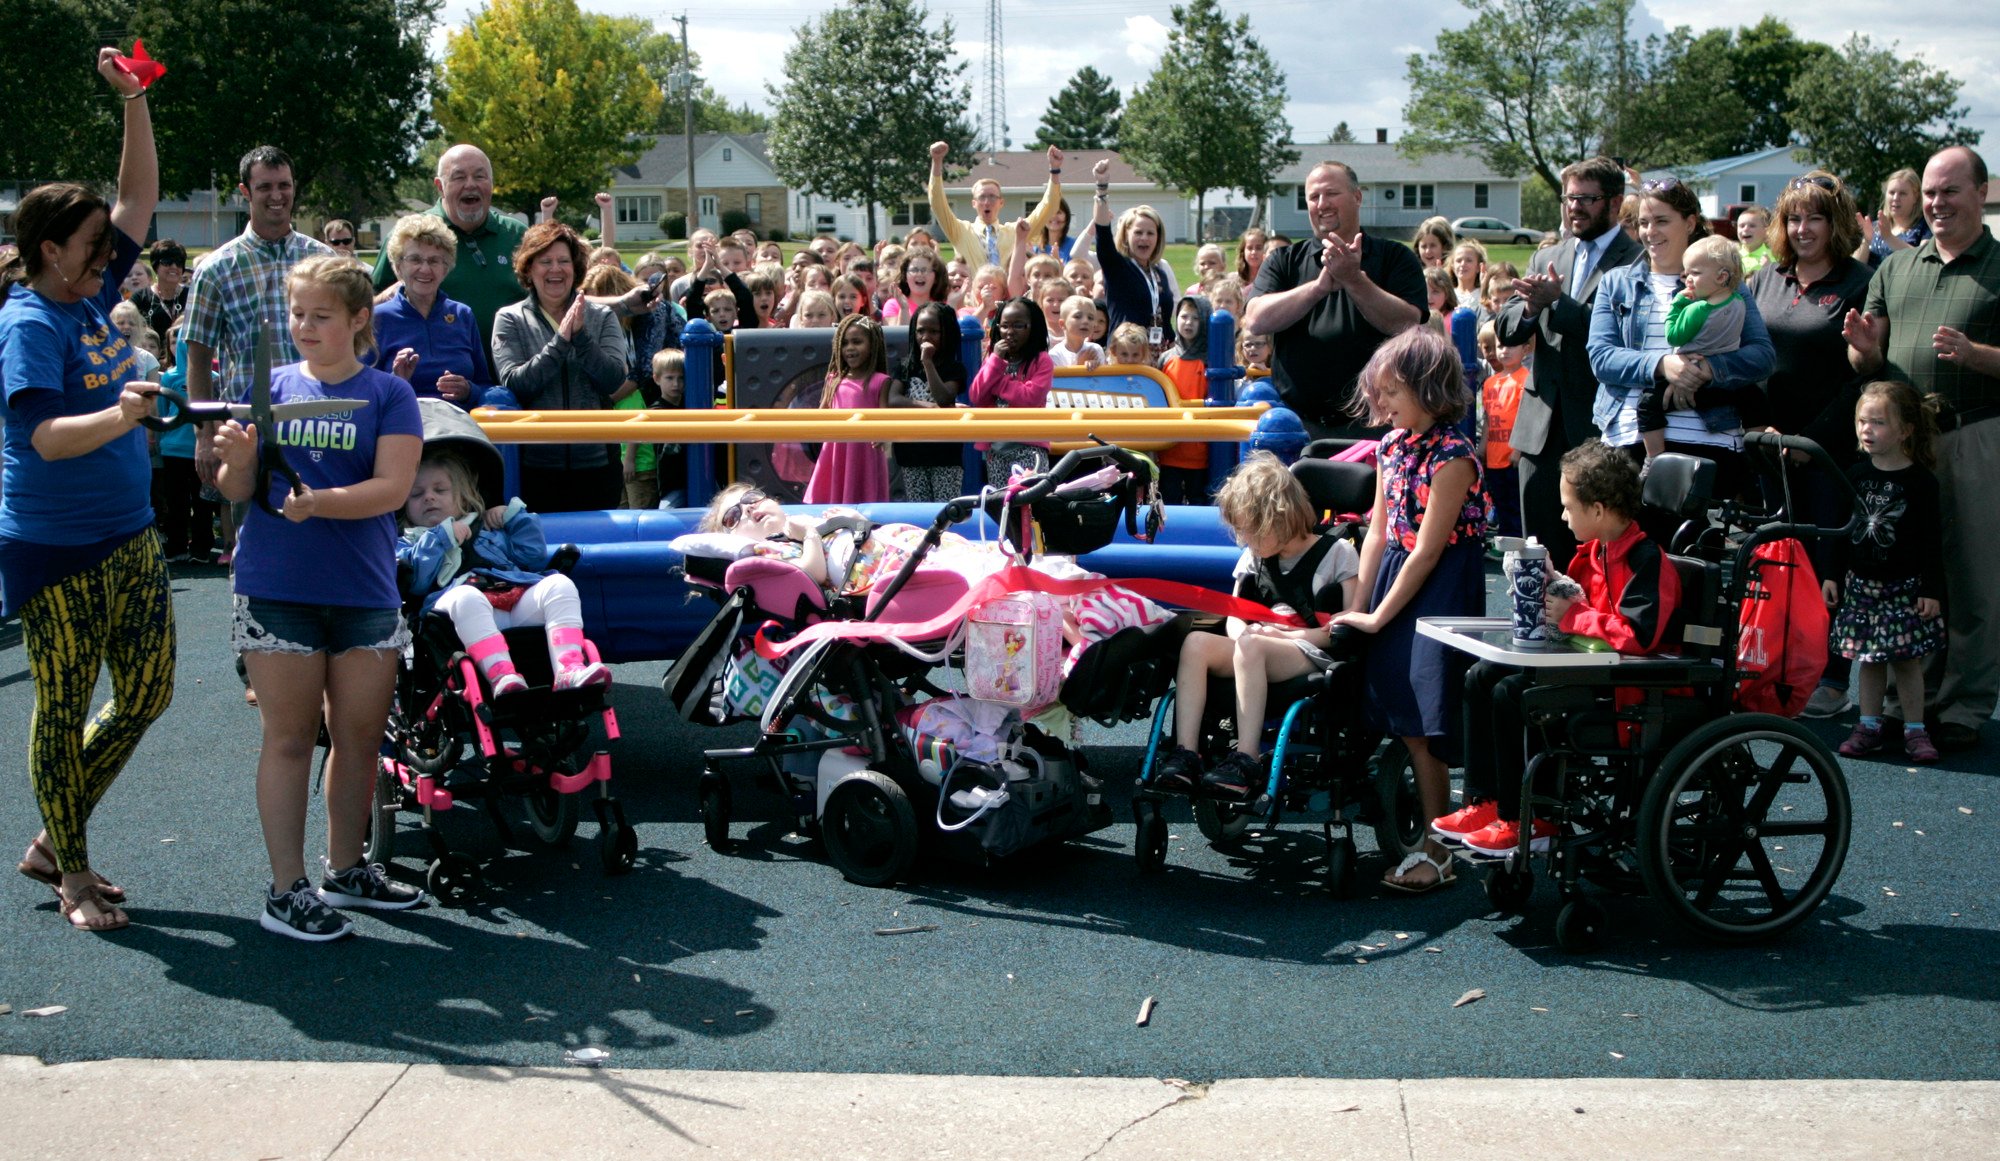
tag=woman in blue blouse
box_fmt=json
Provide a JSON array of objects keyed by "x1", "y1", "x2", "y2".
[{"x1": 373, "y1": 214, "x2": 498, "y2": 409}]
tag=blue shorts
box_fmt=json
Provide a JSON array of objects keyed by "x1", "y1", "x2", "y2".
[{"x1": 232, "y1": 595, "x2": 410, "y2": 657}]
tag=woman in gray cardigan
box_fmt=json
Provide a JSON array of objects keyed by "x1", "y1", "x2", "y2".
[{"x1": 491, "y1": 221, "x2": 626, "y2": 512}]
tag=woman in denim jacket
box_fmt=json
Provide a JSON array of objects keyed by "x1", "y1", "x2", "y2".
[{"x1": 1586, "y1": 178, "x2": 1776, "y2": 502}]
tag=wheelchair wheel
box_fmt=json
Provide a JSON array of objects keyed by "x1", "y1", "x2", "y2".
[
  {"x1": 362, "y1": 758, "x2": 401, "y2": 867},
  {"x1": 1370, "y1": 738, "x2": 1425, "y2": 859},
  {"x1": 1635, "y1": 714, "x2": 1851, "y2": 944},
  {"x1": 1134, "y1": 805, "x2": 1169, "y2": 874},
  {"x1": 821, "y1": 771, "x2": 917, "y2": 887},
  {"x1": 1555, "y1": 896, "x2": 1607, "y2": 952},
  {"x1": 700, "y1": 772, "x2": 734, "y2": 853},
  {"x1": 523, "y1": 784, "x2": 580, "y2": 847},
  {"x1": 1323, "y1": 834, "x2": 1357, "y2": 898},
  {"x1": 425, "y1": 853, "x2": 478, "y2": 904},
  {"x1": 1193, "y1": 799, "x2": 1253, "y2": 846},
  {"x1": 1484, "y1": 862, "x2": 1534, "y2": 914}
]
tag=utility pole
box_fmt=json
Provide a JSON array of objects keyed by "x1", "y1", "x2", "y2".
[{"x1": 675, "y1": 13, "x2": 698, "y2": 238}]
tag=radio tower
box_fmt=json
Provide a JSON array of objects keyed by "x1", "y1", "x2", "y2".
[{"x1": 982, "y1": 0, "x2": 1006, "y2": 152}]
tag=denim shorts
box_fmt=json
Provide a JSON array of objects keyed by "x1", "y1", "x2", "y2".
[{"x1": 232, "y1": 595, "x2": 410, "y2": 657}]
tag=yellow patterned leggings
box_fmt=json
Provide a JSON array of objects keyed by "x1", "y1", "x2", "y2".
[{"x1": 20, "y1": 529, "x2": 176, "y2": 872}]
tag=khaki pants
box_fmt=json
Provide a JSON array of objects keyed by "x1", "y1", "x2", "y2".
[{"x1": 1929, "y1": 417, "x2": 2000, "y2": 729}]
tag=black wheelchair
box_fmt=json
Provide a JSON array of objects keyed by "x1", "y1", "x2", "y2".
[
  {"x1": 1473, "y1": 433, "x2": 1857, "y2": 949},
  {"x1": 1130, "y1": 455, "x2": 1426, "y2": 895}
]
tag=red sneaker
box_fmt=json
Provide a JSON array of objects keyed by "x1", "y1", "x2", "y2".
[
  {"x1": 1432, "y1": 799, "x2": 1499, "y2": 843},
  {"x1": 1462, "y1": 817, "x2": 1556, "y2": 858},
  {"x1": 1902, "y1": 727, "x2": 1941, "y2": 764}
]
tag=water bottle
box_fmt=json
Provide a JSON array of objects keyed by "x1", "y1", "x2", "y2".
[{"x1": 1500, "y1": 536, "x2": 1550, "y2": 648}]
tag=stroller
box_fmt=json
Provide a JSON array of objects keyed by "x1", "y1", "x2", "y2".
[
  {"x1": 368, "y1": 400, "x2": 635, "y2": 900},
  {"x1": 665, "y1": 444, "x2": 1181, "y2": 886}
]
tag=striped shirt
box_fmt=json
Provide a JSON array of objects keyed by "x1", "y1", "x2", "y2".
[
  {"x1": 1601, "y1": 272, "x2": 1738, "y2": 451},
  {"x1": 1864, "y1": 227, "x2": 2000, "y2": 410},
  {"x1": 181, "y1": 228, "x2": 336, "y2": 403}
]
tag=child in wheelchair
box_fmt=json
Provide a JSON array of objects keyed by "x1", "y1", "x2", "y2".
[
  {"x1": 398, "y1": 447, "x2": 611, "y2": 696},
  {"x1": 1153, "y1": 453, "x2": 1360, "y2": 800},
  {"x1": 1439, "y1": 440, "x2": 1681, "y2": 857}
]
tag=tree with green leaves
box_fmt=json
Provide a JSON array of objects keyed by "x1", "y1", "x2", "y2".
[
  {"x1": 765, "y1": 0, "x2": 974, "y2": 246},
  {"x1": 605, "y1": 16, "x2": 770, "y2": 136},
  {"x1": 1728, "y1": 18, "x2": 1831, "y2": 153},
  {"x1": 1401, "y1": 0, "x2": 1618, "y2": 195},
  {"x1": 1030, "y1": 67, "x2": 1122, "y2": 151},
  {"x1": 0, "y1": 0, "x2": 125, "y2": 184},
  {"x1": 435, "y1": 0, "x2": 662, "y2": 216},
  {"x1": 1616, "y1": 27, "x2": 1753, "y2": 168},
  {"x1": 1788, "y1": 34, "x2": 1981, "y2": 203},
  {"x1": 1120, "y1": 0, "x2": 1296, "y2": 241}
]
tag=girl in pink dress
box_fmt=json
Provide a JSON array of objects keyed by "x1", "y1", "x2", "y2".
[{"x1": 803, "y1": 315, "x2": 893, "y2": 504}]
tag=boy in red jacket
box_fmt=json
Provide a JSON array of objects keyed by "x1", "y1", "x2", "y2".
[{"x1": 1436, "y1": 440, "x2": 1682, "y2": 856}]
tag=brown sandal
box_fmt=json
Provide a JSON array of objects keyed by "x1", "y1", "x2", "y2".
[
  {"x1": 17, "y1": 838, "x2": 126, "y2": 903},
  {"x1": 59, "y1": 882, "x2": 130, "y2": 932}
]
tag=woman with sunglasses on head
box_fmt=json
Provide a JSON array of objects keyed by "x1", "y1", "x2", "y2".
[
  {"x1": 1744, "y1": 171, "x2": 1874, "y2": 718},
  {"x1": 1585, "y1": 176, "x2": 1776, "y2": 513}
]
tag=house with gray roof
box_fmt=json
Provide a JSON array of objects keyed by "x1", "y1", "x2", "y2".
[
  {"x1": 1265, "y1": 142, "x2": 1524, "y2": 239},
  {"x1": 612, "y1": 132, "x2": 788, "y2": 242},
  {"x1": 1642, "y1": 146, "x2": 1821, "y2": 220}
]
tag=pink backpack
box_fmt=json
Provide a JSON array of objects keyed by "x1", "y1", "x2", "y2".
[{"x1": 966, "y1": 591, "x2": 1064, "y2": 707}]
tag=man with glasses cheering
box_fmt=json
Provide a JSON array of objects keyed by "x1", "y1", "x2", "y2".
[
  {"x1": 926, "y1": 141, "x2": 1064, "y2": 272},
  {"x1": 1495, "y1": 156, "x2": 1643, "y2": 567}
]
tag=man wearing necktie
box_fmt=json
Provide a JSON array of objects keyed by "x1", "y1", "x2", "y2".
[
  {"x1": 1495, "y1": 156, "x2": 1643, "y2": 567},
  {"x1": 928, "y1": 142, "x2": 1063, "y2": 274}
]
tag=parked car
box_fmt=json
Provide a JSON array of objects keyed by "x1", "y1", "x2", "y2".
[{"x1": 1451, "y1": 217, "x2": 1538, "y2": 245}]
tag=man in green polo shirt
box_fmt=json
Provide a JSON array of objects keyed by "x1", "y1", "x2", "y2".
[
  {"x1": 1845, "y1": 144, "x2": 2000, "y2": 753},
  {"x1": 372, "y1": 143, "x2": 526, "y2": 365}
]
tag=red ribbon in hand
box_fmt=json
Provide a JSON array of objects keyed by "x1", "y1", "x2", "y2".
[{"x1": 113, "y1": 39, "x2": 167, "y2": 89}]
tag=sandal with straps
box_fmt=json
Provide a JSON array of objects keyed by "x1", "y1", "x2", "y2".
[
  {"x1": 59, "y1": 882, "x2": 130, "y2": 933},
  {"x1": 1382, "y1": 847, "x2": 1457, "y2": 895},
  {"x1": 17, "y1": 838, "x2": 126, "y2": 903}
]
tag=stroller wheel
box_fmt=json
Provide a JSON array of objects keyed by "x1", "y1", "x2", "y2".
[
  {"x1": 523, "y1": 783, "x2": 580, "y2": 847},
  {"x1": 700, "y1": 773, "x2": 733, "y2": 854},
  {"x1": 363, "y1": 758, "x2": 401, "y2": 867},
  {"x1": 1134, "y1": 806, "x2": 1169, "y2": 874},
  {"x1": 425, "y1": 854, "x2": 478, "y2": 903},
  {"x1": 821, "y1": 772, "x2": 917, "y2": 887}
]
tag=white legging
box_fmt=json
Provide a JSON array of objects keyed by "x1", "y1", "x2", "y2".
[{"x1": 433, "y1": 575, "x2": 583, "y2": 645}]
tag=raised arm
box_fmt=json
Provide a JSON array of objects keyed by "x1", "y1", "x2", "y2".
[
  {"x1": 1022, "y1": 145, "x2": 1064, "y2": 244},
  {"x1": 99, "y1": 48, "x2": 158, "y2": 242}
]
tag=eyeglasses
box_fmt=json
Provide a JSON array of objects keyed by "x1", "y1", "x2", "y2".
[
  {"x1": 1640, "y1": 177, "x2": 1681, "y2": 195},
  {"x1": 718, "y1": 490, "x2": 766, "y2": 530},
  {"x1": 327, "y1": 237, "x2": 355, "y2": 248},
  {"x1": 1789, "y1": 175, "x2": 1839, "y2": 193},
  {"x1": 1560, "y1": 194, "x2": 1606, "y2": 207}
]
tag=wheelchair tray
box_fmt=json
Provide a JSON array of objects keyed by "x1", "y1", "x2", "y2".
[{"x1": 1417, "y1": 617, "x2": 1632, "y2": 669}]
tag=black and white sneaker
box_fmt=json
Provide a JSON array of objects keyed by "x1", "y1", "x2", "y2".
[
  {"x1": 319, "y1": 859, "x2": 425, "y2": 911},
  {"x1": 262, "y1": 878, "x2": 354, "y2": 942}
]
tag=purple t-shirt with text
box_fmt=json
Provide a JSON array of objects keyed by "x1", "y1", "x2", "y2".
[{"x1": 232, "y1": 363, "x2": 422, "y2": 608}]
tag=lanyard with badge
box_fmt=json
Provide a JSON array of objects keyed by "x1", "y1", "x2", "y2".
[{"x1": 1146, "y1": 264, "x2": 1166, "y2": 349}]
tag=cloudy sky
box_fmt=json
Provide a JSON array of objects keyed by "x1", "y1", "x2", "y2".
[{"x1": 439, "y1": 0, "x2": 1999, "y2": 172}]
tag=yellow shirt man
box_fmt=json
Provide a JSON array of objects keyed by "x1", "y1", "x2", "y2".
[{"x1": 926, "y1": 142, "x2": 1064, "y2": 270}]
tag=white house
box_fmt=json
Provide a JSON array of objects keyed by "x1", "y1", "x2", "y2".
[
  {"x1": 612, "y1": 133, "x2": 790, "y2": 242},
  {"x1": 1265, "y1": 142, "x2": 1524, "y2": 239},
  {"x1": 1643, "y1": 146, "x2": 1822, "y2": 220}
]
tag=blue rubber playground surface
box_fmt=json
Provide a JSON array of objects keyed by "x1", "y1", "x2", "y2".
[{"x1": 2, "y1": 564, "x2": 1996, "y2": 1080}]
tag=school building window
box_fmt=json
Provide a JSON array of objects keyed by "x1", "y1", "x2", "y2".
[
  {"x1": 616, "y1": 194, "x2": 661, "y2": 225},
  {"x1": 1402, "y1": 184, "x2": 1434, "y2": 209},
  {"x1": 745, "y1": 193, "x2": 762, "y2": 224},
  {"x1": 890, "y1": 201, "x2": 934, "y2": 227},
  {"x1": 1474, "y1": 183, "x2": 1489, "y2": 209}
]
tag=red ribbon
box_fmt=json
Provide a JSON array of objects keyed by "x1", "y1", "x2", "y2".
[
  {"x1": 752, "y1": 565, "x2": 1321, "y2": 661},
  {"x1": 113, "y1": 40, "x2": 167, "y2": 89}
]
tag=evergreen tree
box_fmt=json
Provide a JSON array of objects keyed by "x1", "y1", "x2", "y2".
[
  {"x1": 1327, "y1": 121, "x2": 1356, "y2": 144},
  {"x1": 766, "y1": 0, "x2": 975, "y2": 245},
  {"x1": 1030, "y1": 67, "x2": 1122, "y2": 151},
  {"x1": 1120, "y1": 0, "x2": 1296, "y2": 241}
]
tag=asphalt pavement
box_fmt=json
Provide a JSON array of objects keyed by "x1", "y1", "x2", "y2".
[{"x1": 2, "y1": 564, "x2": 1996, "y2": 1083}]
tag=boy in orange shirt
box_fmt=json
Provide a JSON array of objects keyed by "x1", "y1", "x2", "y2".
[
  {"x1": 1157, "y1": 293, "x2": 1212, "y2": 504},
  {"x1": 1480, "y1": 322, "x2": 1527, "y2": 538}
]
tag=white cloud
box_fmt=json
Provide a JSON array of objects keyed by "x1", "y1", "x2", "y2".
[{"x1": 1121, "y1": 15, "x2": 1170, "y2": 69}]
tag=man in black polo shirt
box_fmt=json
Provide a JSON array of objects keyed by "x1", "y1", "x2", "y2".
[
  {"x1": 1243, "y1": 161, "x2": 1427, "y2": 439},
  {"x1": 1845, "y1": 145, "x2": 2000, "y2": 753}
]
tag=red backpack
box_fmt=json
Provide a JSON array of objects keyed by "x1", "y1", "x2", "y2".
[{"x1": 1735, "y1": 538, "x2": 1829, "y2": 717}]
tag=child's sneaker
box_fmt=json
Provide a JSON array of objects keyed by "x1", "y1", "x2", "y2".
[
  {"x1": 262, "y1": 877, "x2": 353, "y2": 942},
  {"x1": 1902, "y1": 727, "x2": 1941, "y2": 764},
  {"x1": 553, "y1": 662, "x2": 612, "y2": 692},
  {"x1": 1151, "y1": 746, "x2": 1202, "y2": 795},
  {"x1": 319, "y1": 859, "x2": 425, "y2": 911},
  {"x1": 1461, "y1": 817, "x2": 1556, "y2": 858},
  {"x1": 488, "y1": 672, "x2": 529, "y2": 698},
  {"x1": 1432, "y1": 799, "x2": 1499, "y2": 844},
  {"x1": 1838, "y1": 723, "x2": 1885, "y2": 757},
  {"x1": 1200, "y1": 751, "x2": 1263, "y2": 801}
]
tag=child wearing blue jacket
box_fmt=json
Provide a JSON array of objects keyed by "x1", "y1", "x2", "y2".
[{"x1": 398, "y1": 447, "x2": 610, "y2": 695}]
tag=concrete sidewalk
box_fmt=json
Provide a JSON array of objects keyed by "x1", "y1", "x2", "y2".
[{"x1": 2, "y1": 1056, "x2": 1995, "y2": 1160}]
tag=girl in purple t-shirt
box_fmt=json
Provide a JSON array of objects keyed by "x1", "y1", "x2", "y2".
[{"x1": 213, "y1": 256, "x2": 425, "y2": 942}]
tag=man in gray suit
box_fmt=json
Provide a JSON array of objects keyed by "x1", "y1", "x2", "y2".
[{"x1": 1496, "y1": 157, "x2": 1643, "y2": 567}]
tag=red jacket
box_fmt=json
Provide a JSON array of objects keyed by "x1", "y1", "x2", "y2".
[{"x1": 1558, "y1": 520, "x2": 1680, "y2": 655}]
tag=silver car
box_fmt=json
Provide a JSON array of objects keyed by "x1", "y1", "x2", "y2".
[{"x1": 1451, "y1": 216, "x2": 1538, "y2": 245}]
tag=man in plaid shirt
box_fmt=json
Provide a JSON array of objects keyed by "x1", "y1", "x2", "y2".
[
  {"x1": 1846, "y1": 145, "x2": 2000, "y2": 753},
  {"x1": 182, "y1": 144, "x2": 335, "y2": 486}
]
